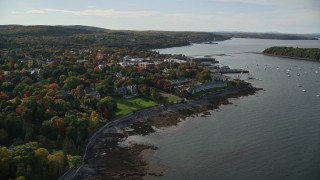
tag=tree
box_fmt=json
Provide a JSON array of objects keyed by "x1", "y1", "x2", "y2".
[
  {"x1": 83, "y1": 94, "x2": 98, "y2": 110},
  {"x1": 62, "y1": 138, "x2": 77, "y2": 155},
  {"x1": 53, "y1": 99, "x2": 70, "y2": 116},
  {"x1": 0, "y1": 147, "x2": 10, "y2": 179},
  {"x1": 63, "y1": 76, "x2": 81, "y2": 91},
  {"x1": 67, "y1": 155, "x2": 82, "y2": 168},
  {"x1": 197, "y1": 69, "x2": 212, "y2": 83},
  {"x1": 16, "y1": 163, "x2": 26, "y2": 178},
  {"x1": 0, "y1": 129, "x2": 8, "y2": 145},
  {"x1": 47, "y1": 151, "x2": 66, "y2": 178},
  {"x1": 97, "y1": 97, "x2": 117, "y2": 119},
  {"x1": 138, "y1": 84, "x2": 150, "y2": 97},
  {"x1": 11, "y1": 142, "x2": 38, "y2": 165},
  {"x1": 34, "y1": 148, "x2": 49, "y2": 169}
]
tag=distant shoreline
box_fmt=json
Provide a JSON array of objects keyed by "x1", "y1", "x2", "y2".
[{"x1": 66, "y1": 82, "x2": 261, "y2": 179}]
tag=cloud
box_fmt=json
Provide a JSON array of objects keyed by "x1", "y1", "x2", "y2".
[
  {"x1": 25, "y1": 10, "x2": 45, "y2": 14},
  {"x1": 35, "y1": 8, "x2": 160, "y2": 18},
  {"x1": 210, "y1": 0, "x2": 320, "y2": 9},
  {"x1": 8, "y1": 5, "x2": 319, "y2": 33},
  {"x1": 11, "y1": 10, "x2": 45, "y2": 14}
]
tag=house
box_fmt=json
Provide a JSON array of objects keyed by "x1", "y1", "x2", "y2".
[
  {"x1": 46, "y1": 59, "x2": 53, "y2": 65},
  {"x1": 116, "y1": 72, "x2": 124, "y2": 78},
  {"x1": 127, "y1": 85, "x2": 138, "y2": 95},
  {"x1": 96, "y1": 52, "x2": 104, "y2": 60},
  {"x1": 60, "y1": 90, "x2": 73, "y2": 100},
  {"x1": 211, "y1": 73, "x2": 230, "y2": 81},
  {"x1": 28, "y1": 68, "x2": 41, "y2": 75},
  {"x1": 115, "y1": 87, "x2": 127, "y2": 95},
  {"x1": 77, "y1": 59, "x2": 89, "y2": 63},
  {"x1": 138, "y1": 62, "x2": 155, "y2": 69},
  {"x1": 186, "y1": 81, "x2": 227, "y2": 94},
  {"x1": 171, "y1": 78, "x2": 194, "y2": 86},
  {"x1": 98, "y1": 64, "x2": 106, "y2": 70},
  {"x1": 84, "y1": 87, "x2": 101, "y2": 99},
  {"x1": 115, "y1": 85, "x2": 138, "y2": 97},
  {"x1": 164, "y1": 58, "x2": 187, "y2": 64}
]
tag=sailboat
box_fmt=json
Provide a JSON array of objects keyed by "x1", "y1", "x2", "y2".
[{"x1": 296, "y1": 76, "x2": 302, "y2": 87}]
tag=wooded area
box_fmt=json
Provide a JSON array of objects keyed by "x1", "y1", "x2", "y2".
[
  {"x1": 0, "y1": 25, "x2": 228, "y2": 179},
  {"x1": 263, "y1": 46, "x2": 320, "y2": 61}
]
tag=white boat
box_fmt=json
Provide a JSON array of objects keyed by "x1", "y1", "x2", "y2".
[
  {"x1": 287, "y1": 75, "x2": 291, "y2": 77},
  {"x1": 297, "y1": 73, "x2": 300, "y2": 76},
  {"x1": 296, "y1": 77, "x2": 302, "y2": 87},
  {"x1": 302, "y1": 89, "x2": 306, "y2": 92},
  {"x1": 247, "y1": 73, "x2": 255, "y2": 79}
]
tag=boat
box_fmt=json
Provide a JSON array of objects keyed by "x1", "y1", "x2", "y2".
[
  {"x1": 247, "y1": 73, "x2": 255, "y2": 79},
  {"x1": 297, "y1": 73, "x2": 300, "y2": 76},
  {"x1": 302, "y1": 89, "x2": 306, "y2": 92},
  {"x1": 296, "y1": 76, "x2": 302, "y2": 87},
  {"x1": 287, "y1": 75, "x2": 291, "y2": 77}
]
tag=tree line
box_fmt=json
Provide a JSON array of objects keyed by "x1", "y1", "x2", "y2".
[
  {"x1": 263, "y1": 46, "x2": 320, "y2": 61},
  {"x1": 0, "y1": 25, "x2": 229, "y2": 50}
]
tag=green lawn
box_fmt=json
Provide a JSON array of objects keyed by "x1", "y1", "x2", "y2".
[
  {"x1": 160, "y1": 92, "x2": 183, "y2": 103},
  {"x1": 115, "y1": 97, "x2": 157, "y2": 117}
]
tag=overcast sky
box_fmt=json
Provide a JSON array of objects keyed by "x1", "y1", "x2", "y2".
[{"x1": 0, "y1": 0, "x2": 319, "y2": 33}]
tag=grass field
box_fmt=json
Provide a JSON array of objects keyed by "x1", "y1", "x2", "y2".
[
  {"x1": 115, "y1": 97, "x2": 157, "y2": 117},
  {"x1": 160, "y1": 92, "x2": 183, "y2": 103}
]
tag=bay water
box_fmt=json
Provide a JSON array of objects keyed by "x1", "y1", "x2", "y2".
[{"x1": 134, "y1": 38, "x2": 320, "y2": 180}]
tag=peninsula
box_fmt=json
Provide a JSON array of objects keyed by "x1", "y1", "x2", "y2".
[
  {"x1": 262, "y1": 46, "x2": 320, "y2": 62},
  {"x1": 214, "y1": 32, "x2": 318, "y2": 40},
  {"x1": 0, "y1": 25, "x2": 254, "y2": 180}
]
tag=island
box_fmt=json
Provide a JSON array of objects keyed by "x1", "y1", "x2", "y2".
[
  {"x1": 262, "y1": 46, "x2": 320, "y2": 61},
  {"x1": 0, "y1": 25, "x2": 259, "y2": 180}
]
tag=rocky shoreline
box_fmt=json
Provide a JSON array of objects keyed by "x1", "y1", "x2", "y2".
[{"x1": 69, "y1": 82, "x2": 261, "y2": 180}]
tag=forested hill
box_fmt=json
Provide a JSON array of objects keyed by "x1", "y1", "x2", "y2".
[
  {"x1": 214, "y1": 32, "x2": 318, "y2": 40},
  {"x1": 0, "y1": 25, "x2": 229, "y2": 49},
  {"x1": 262, "y1": 47, "x2": 320, "y2": 61}
]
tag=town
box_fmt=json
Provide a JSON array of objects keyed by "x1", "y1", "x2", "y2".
[{"x1": 0, "y1": 27, "x2": 246, "y2": 180}]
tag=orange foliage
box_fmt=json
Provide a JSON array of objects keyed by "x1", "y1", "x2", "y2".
[
  {"x1": 54, "y1": 118, "x2": 65, "y2": 130},
  {"x1": 0, "y1": 92, "x2": 9, "y2": 101},
  {"x1": 49, "y1": 83, "x2": 59, "y2": 90},
  {"x1": 16, "y1": 105, "x2": 28, "y2": 115}
]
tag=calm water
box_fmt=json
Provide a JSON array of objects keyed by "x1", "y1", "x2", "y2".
[{"x1": 136, "y1": 38, "x2": 320, "y2": 180}]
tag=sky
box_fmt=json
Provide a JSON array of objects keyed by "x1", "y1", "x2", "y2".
[{"x1": 0, "y1": 0, "x2": 319, "y2": 34}]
